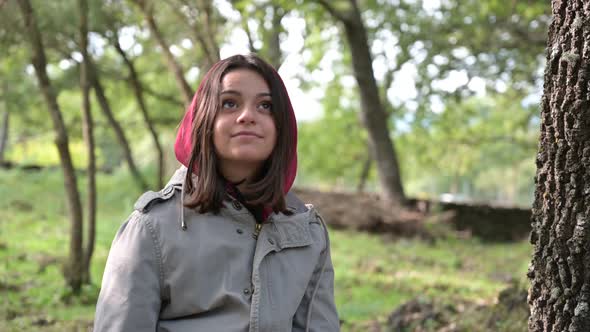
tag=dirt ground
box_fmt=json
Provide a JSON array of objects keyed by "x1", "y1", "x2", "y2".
[{"x1": 294, "y1": 187, "x2": 532, "y2": 242}]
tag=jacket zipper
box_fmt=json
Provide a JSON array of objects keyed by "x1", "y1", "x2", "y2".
[{"x1": 254, "y1": 223, "x2": 262, "y2": 239}]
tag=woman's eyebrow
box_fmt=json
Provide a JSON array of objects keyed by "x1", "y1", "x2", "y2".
[{"x1": 220, "y1": 90, "x2": 271, "y2": 98}]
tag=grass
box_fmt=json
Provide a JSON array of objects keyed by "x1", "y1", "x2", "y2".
[
  {"x1": 331, "y1": 230, "x2": 531, "y2": 329},
  {"x1": 0, "y1": 168, "x2": 532, "y2": 331}
]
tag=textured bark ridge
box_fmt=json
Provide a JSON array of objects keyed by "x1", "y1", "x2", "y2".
[{"x1": 528, "y1": 1, "x2": 590, "y2": 331}]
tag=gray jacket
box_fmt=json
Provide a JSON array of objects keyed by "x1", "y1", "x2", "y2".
[{"x1": 93, "y1": 167, "x2": 339, "y2": 332}]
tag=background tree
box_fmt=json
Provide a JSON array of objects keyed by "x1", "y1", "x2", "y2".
[
  {"x1": 528, "y1": 1, "x2": 590, "y2": 331},
  {"x1": 78, "y1": 0, "x2": 96, "y2": 283},
  {"x1": 0, "y1": 102, "x2": 8, "y2": 164},
  {"x1": 88, "y1": 59, "x2": 149, "y2": 190},
  {"x1": 131, "y1": 0, "x2": 194, "y2": 105},
  {"x1": 309, "y1": 0, "x2": 406, "y2": 207},
  {"x1": 231, "y1": 0, "x2": 287, "y2": 69},
  {"x1": 16, "y1": 0, "x2": 85, "y2": 292},
  {"x1": 163, "y1": 0, "x2": 222, "y2": 70},
  {"x1": 111, "y1": 31, "x2": 166, "y2": 188}
]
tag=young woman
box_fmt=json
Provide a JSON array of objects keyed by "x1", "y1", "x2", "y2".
[{"x1": 93, "y1": 54, "x2": 339, "y2": 332}]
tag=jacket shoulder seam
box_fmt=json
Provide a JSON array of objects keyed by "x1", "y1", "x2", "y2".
[{"x1": 134, "y1": 185, "x2": 178, "y2": 213}]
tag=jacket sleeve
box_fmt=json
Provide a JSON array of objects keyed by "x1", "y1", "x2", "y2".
[
  {"x1": 292, "y1": 216, "x2": 340, "y2": 332},
  {"x1": 93, "y1": 211, "x2": 163, "y2": 332}
]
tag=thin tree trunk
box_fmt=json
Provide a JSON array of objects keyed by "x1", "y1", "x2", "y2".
[
  {"x1": 0, "y1": 110, "x2": 9, "y2": 163},
  {"x1": 133, "y1": 0, "x2": 193, "y2": 106},
  {"x1": 266, "y1": 5, "x2": 284, "y2": 70},
  {"x1": 242, "y1": 16, "x2": 257, "y2": 54},
  {"x1": 528, "y1": 1, "x2": 590, "y2": 331},
  {"x1": 317, "y1": 0, "x2": 406, "y2": 207},
  {"x1": 197, "y1": 0, "x2": 220, "y2": 64},
  {"x1": 112, "y1": 37, "x2": 164, "y2": 189},
  {"x1": 17, "y1": 0, "x2": 84, "y2": 292},
  {"x1": 78, "y1": 0, "x2": 96, "y2": 285},
  {"x1": 356, "y1": 67, "x2": 395, "y2": 193},
  {"x1": 356, "y1": 151, "x2": 371, "y2": 193},
  {"x1": 88, "y1": 61, "x2": 149, "y2": 191}
]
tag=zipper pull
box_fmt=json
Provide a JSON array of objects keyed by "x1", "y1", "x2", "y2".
[{"x1": 253, "y1": 223, "x2": 262, "y2": 239}]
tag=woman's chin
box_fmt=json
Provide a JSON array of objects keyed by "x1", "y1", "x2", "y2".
[{"x1": 226, "y1": 149, "x2": 272, "y2": 163}]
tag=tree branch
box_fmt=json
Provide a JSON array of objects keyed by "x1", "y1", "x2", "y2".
[
  {"x1": 163, "y1": 0, "x2": 216, "y2": 65},
  {"x1": 315, "y1": 0, "x2": 351, "y2": 24},
  {"x1": 141, "y1": 86, "x2": 184, "y2": 107}
]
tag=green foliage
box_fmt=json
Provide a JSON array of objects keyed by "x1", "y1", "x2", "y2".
[
  {"x1": 396, "y1": 91, "x2": 538, "y2": 205},
  {"x1": 297, "y1": 76, "x2": 373, "y2": 189}
]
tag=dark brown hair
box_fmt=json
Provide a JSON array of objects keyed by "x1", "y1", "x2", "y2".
[{"x1": 183, "y1": 54, "x2": 295, "y2": 214}]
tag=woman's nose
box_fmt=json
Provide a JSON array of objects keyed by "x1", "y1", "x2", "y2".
[{"x1": 236, "y1": 104, "x2": 256, "y2": 123}]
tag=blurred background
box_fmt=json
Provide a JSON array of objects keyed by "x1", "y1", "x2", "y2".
[{"x1": 0, "y1": 0, "x2": 548, "y2": 331}]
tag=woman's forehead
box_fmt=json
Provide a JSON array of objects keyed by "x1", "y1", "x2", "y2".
[{"x1": 220, "y1": 68, "x2": 270, "y2": 93}]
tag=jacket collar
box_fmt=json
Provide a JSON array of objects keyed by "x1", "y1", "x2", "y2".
[
  {"x1": 167, "y1": 166, "x2": 309, "y2": 214},
  {"x1": 166, "y1": 166, "x2": 189, "y2": 189},
  {"x1": 166, "y1": 166, "x2": 311, "y2": 235}
]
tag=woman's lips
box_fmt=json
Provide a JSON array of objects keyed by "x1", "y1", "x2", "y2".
[{"x1": 232, "y1": 131, "x2": 262, "y2": 138}]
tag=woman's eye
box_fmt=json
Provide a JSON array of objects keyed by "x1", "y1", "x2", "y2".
[
  {"x1": 258, "y1": 102, "x2": 272, "y2": 111},
  {"x1": 222, "y1": 100, "x2": 237, "y2": 109}
]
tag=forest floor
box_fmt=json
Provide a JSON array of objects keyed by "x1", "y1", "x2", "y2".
[{"x1": 0, "y1": 168, "x2": 531, "y2": 331}]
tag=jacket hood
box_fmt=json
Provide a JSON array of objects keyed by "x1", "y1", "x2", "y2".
[{"x1": 173, "y1": 62, "x2": 298, "y2": 194}]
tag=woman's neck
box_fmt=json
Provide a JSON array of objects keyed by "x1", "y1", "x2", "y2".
[{"x1": 218, "y1": 161, "x2": 261, "y2": 190}]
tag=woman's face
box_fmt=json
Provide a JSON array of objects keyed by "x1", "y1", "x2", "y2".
[{"x1": 213, "y1": 68, "x2": 277, "y2": 180}]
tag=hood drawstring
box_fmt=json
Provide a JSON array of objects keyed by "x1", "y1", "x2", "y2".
[{"x1": 180, "y1": 176, "x2": 187, "y2": 231}]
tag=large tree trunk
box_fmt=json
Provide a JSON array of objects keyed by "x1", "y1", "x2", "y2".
[
  {"x1": 0, "y1": 110, "x2": 8, "y2": 163},
  {"x1": 88, "y1": 62, "x2": 149, "y2": 191},
  {"x1": 316, "y1": 0, "x2": 406, "y2": 207},
  {"x1": 133, "y1": 0, "x2": 193, "y2": 106},
  {"x1": 17, "y1": 0, "x2": 84, "y2": 292},
  {"x1": 528, "y1": 1, "x2": 590, "y2": 331},
  {"x1": 78, "y1": 0, "x2": 96, "y2": 285},
  {"x1": 112, "y1": 36, "x2": 165, "y2": 189}
]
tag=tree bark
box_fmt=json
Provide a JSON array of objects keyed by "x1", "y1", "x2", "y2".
[
  {"x1": 133, "y1": 0, "x2": 193, "y2": 106},
  {"x1": 78, "y1": 0, "x2": 96, "y2": 285},
  {"x1": 317, "y1": 0, "x2": 406, "y2": 206},
  {"x1": 112, "y1": 36, "x2": 165, "y2": 189},
  {"x1": 0, "y1": 110, "x2": 8, "y2": 163},
  {"x1": 528, "y1": 1, "x2": 590, "y2": 331},
  {"x1": 17, "y1": 0, "x2": 84, "y2": 292},
  {"x1": 88, "y1": 61, "x2": 149, "y2": 191}
]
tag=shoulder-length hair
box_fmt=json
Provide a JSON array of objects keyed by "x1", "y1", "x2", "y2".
[{"x1": 183, "y1": 54, "x2": 295, "y2": 215}]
